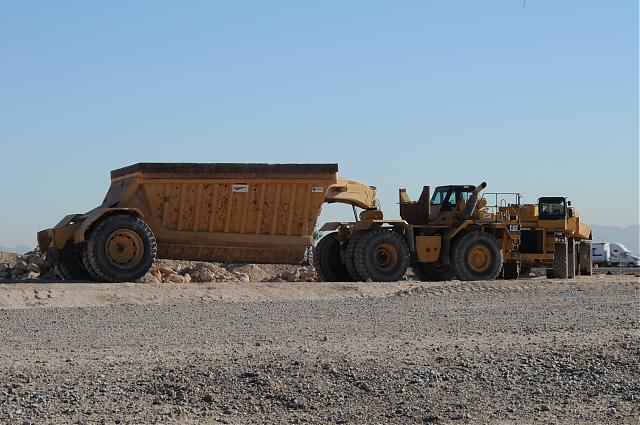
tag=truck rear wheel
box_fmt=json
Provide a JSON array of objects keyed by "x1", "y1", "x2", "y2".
[
  {"x1": 451, "y1": 231, "x2": 503, "y2": 281},
  {"x1": 313, "y1": 233, "x2": 353, "y2": 282},
  {"x1": 579, "y1": 240, "x2": 593, "y2": 275},
  {"x1": 546, "y1": 241, "x2": 568, "y2": 279},
  {"x1": 345, "y1": 233, "x2": 365, "y2": 281},
  {"x1": 412, "y1": 263, "x2": 455, "y2": 281},
  {"x1": 53, "y1": 244, "x2": 93, "y2": 281},
  {"x1": 567, "y1": 238, "x2": 576, "y2": 278},
  {"x1": 81, "y1": 249, "x2": 104, "y2": 281},
  {"x1": 354, "y1": 229, "x2": 409, "y2": 282},
  {"x1": 85, "y1": 214, "x2": 157, "y2": 282},
  {"x1": 502, "y1": 260, "x2": 520, "y2": 280}
]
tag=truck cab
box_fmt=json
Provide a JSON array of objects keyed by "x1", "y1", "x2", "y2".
[
  {"x1": 608, "y1": 243, "x2": 640, "y2": 267},
  {"x1": 398, "y1": 184, "x2": 483, "y2": 226},
  {"x1": 539, "y1": 197, "x2": 568, "y2": 220}
]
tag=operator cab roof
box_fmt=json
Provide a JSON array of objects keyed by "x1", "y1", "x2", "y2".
[{"x1": 434, "y1": 185, "x2": 477, "y2": 191}]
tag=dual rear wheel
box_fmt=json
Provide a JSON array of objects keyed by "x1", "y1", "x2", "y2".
[{"x1": 314, "y1": 229, "x2": 410, "y2": 282}]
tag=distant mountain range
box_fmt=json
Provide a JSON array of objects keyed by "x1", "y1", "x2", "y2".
[
  {"x1": 591, "y1": 225, "x2": 640, "y2": 254},
  {"x1": 0, "y1": 245, "x2": 33, "y2": 254}
]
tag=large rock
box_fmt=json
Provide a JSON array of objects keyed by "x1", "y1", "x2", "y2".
[
  {"x1": 23, "y1": 251, "x2": 50, "y2": 269},
  {"x1": 234, "y1": 271, "x2": 250, "y2": 283},
  {"x1": 167, "y1": 274, "x2": 186, "y2": 283},
  {"x1": 13, "y1": 260, "x2": 28, "y2": 271},
  {"x1": 138, "y1": 273, "x2": 162, "y2": 284},
  {"x1": 26, "y1": 263, "x2": 41, "y2": 274},
  {"x1": 199, "y1": 269, "x2": 216, "y2": 282},
  {"x1": 20, "y1": 271, "x2": 40, "y2": 280},
  {"x1": 281, "y1": 269, "x2": 300, "y2": 282},
  {"x1": 158, "y1": 266, "x2": 176, "y2": 276}
]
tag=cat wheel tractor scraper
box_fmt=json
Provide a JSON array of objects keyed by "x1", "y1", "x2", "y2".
[{"x1": 38, "y1": 163, "x2": 340, "y2": 282}]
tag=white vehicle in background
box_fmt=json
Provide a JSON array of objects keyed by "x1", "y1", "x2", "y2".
[{"x1": 592, "y1": 242, "x2": 640, "y2": 267}]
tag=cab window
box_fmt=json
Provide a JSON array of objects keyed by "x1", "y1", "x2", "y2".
[
  {"x1": 431, "y1": 188, "x2": 448, "y2": 205},
  {"x1": 446, "y1": 192, "x2": 458, "y2": 207},
  {"x1": 539, "y1": 198, "x2": 566, "y2": 219}
]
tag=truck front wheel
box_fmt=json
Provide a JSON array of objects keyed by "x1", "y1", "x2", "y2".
[
  {"x1": 354, "y1": 229, "x2": 409, "y2": 282},
  {"x1": 85, "y1": 214, "x2": 157, "y2": 282},
  {"x1": 546, "y1": 241, "x2": 569, "y2": 279},
  {"x1": 451, "y1": 231, "x2": 503, "y2": 281},
  {"x1": 579, "y1": 240, "x2": 593, "y2": 275}
]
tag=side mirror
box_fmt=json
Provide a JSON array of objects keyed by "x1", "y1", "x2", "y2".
[{"x1": 567, "y1": 200, "x2": 572, "y2": 206}]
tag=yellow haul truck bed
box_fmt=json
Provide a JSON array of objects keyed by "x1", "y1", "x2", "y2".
[{"x1": 38, "y1": 163, "x2": 338, "y2": 282}]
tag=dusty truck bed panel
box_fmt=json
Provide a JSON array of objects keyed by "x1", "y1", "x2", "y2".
[{"x1": 103, "y1": 163, "x2": 338, "y2": 264}]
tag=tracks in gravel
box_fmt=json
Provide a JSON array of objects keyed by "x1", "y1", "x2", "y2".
[{"x1": 393, "y1": 278, "x2": 640, "y2": 298}]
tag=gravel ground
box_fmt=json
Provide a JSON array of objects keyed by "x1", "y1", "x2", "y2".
[{"x1": 0, "y1": 275, "x2": 638, "y2": 424}]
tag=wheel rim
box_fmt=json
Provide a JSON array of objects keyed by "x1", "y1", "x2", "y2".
[
  {"x1": 467, "y1": 244, "x2": 492, "y2": 273},
  {"x1": 105, "y1": 229, "x2": 144, "y2": 270},
  {"x1": 373, "y1": 243, "x2": 399, "y2": 271}
]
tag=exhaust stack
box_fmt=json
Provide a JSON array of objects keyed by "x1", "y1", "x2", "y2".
[{"x1": 462, "y1": 182, "x2": 487, "y2": 219}]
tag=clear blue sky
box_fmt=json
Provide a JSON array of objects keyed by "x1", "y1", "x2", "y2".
[{"x1": 0, "y1": 1, "x2": 638, "y2": 248}]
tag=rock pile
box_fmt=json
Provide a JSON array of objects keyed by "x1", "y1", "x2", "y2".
[
  {"x1": 0, "y1": 250, "x2": 56, "y2": 281},
  {"x1": 137, "y1": 260, "x2": 318, "y2": 284},
  {"x1": 0, "y1": 250, "x2": 318, "y2": 283}
]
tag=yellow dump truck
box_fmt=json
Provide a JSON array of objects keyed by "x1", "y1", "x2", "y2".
[
  {"x1": 506, "y1": 196, "x2": 593, "y2": 279},
  {"x1": 38, "y1": 163, "x2": 338, "y2": 282}
]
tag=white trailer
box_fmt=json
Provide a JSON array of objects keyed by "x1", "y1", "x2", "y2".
[{"x1": 592, "y1": 242, "x2": 640, "y2": 267}]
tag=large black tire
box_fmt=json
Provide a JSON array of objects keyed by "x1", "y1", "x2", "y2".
[
  {"x1": 53, "y1": 244, "x2": 94, "y2": 281},
  {"x1": 579, "y1": 240, "x2": 593, "y2": 276},
  {"x1": 345, "y1": 233, "x2": 365, "y2": 281},
  {"x1": 502, "y1": 260, "x2": 520, "y2": 280},
  {"x1": 451, "y1": 231, "x2": 503, "y2": 281},
  {"x1": 546, "y1": 241, "x2": 568, "y2": 279},
  {"x1": 313, "y1": 233, "x2": 353, "y2": 282},
  {"x1": 412, "y1": 263, "x2": 455, "y2": 281},
  {"x1": 567, "y1": 238, "x2": 576, "y2": 278},
  {"x1": 85, "y1": 214, "x2": 157, "y2": 283},
  {"x1": 354, "y1": 229, "x2": 410, "y2": 282},
  {"x1": 81, "y1": 249, "x2": 105, "y2": 281}
]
